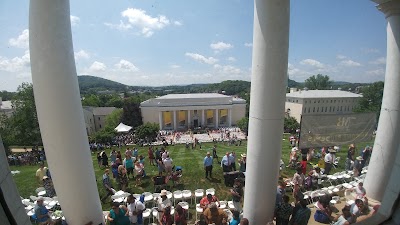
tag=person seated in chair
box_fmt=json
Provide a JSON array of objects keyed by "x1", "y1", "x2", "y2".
[
  {"x1": 34, "y1": 197, "x2": 54, "y2": 225},
  {"x1": 315, "y1": 195, "x2": 334, "y2": 224},
  {"x1": 200, "y1": 193, "x2": 220, "y2": 210}
]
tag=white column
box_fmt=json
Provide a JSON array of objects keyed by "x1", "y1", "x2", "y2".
[
  {"x1": 188, "y1": 110, "x2": 191, "y2": 128},
  {"x1": 243, "y1": 0, "x2": 290, "y2": 224},
  {"x1": 364, "y1": 0, "x2": 400, "y2": 201},
  {"x1": 202, "y1": 109, "x2": 206, "y2": 126},
  {"x1": 159, "y1": 111, "x2": 163, "y2": 130},
  {"x1": 215, "y1": 109, "x2": 219, "y2": 128},
  {"x1": 29, "y1": 1, "x2": 103, "y2": 224},
  {"x1": 173, "y1": 110, "x2": 177, "y2": 130},
  {"x1": 228, "y1": 109, "x2": 232, "y2": 127}
]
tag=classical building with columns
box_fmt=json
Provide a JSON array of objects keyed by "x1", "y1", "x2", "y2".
[{"x1": 140, "y1": 93, "x2": 246, "y2": 130}]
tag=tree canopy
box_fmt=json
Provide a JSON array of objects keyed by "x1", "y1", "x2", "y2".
[
  {"x1": 304, "y1": 74, "x2": 332, "y2": 90},
  {"x1": 0, "y1": 83, "x2": 42, "y2": 148},
  {"x1": 354, "y1": 81, "x2": 384, "y2": 120},
  {"x1": 135, "y1": 122, "x2": 159, "y2": 141}
]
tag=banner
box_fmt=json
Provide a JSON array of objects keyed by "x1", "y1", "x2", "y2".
[{"x1": 299, "y1": 112, "x2": 376, "y2": 148}]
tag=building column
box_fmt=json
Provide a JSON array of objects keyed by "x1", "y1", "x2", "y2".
[
  {"x1": 29, "y1": 0, "x2": 103, "y2": 224},
  {"x1": 159, "y1": 111, "x2": 163, "y2": 130},
  {"x1": 228, "y1": 108, "x2": 232, "y2": 127},
  {"x1": 202, "y1": 109, "x2": 205, "y2": 126},
  {"x1": 243, "y1": 0, "x2": 290, "y2": 224},
  {"x1": 173, "y1": 110, "x2": 177, "y2": 130},
  {"x1": 215, "y1": 109, "x2": 219, "y2": 128},
  {"x1": 187, "y1": 110, "x2": 191, "y2": 128},
  {"x1": 364, "y1": 0, "x2": 400, "y2": 201}
]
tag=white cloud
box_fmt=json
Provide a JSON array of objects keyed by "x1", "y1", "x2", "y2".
[
  {"x1": 336, "y1": 55, "x2": 347, "y2": 60},
  {"x1": 214, "y1": 64, "x2": 241, "y2": 74},
  {"x1": 339, "y1": 59, "x2": 362, "y2": 67},
  {"x1": 366, "y1": 68, "x2": 385, "y2": 76},
  {"x1": 244, "y1": 42, "x2": 252, "y2": 47},
  {"x1": 300, "y1": 59, "x2": 325, "y2": 68},
  {"x1": 70, "y1": 15, "x2": 80, "y2": 26},
  {"x1": 114, "y1": 59, "x2": 139, "y2": 72},
  {"x1": 227, "y1": 57, "x2": 236, "y2": 62},
  {"x1": 74, "y1": 50, "x2": 90, "y2": 60},
  {"x1": 185, "y1": 52, "x2": 218, "y2": 65},
  {"x1": 89, "y1": 61, "x2": 107, "y2": 72},
  {"x1": 170, "y1": 64, "x2": 181, "y2": 69},
  {"x1": 9, "y1": 29, "x2": 29, "y2": 49},
  {"x1": 173, "y1": 21, "x2": 183, "y2": 26},
  {"x1": 0, "y1": 50, "x2": 30, "y2": 72},
  {"x1": 210, "y1": 42, "x2": 233, "y2": 51},
  {"x1": 117, "y1": 8, "x2": 171, "y2": 37},
  {"x1": 104, "y1": 21, "x2": 132, "y2": 31},
  {"x1": 369, "y1": 57, "x2": 386, "y2": 65}
]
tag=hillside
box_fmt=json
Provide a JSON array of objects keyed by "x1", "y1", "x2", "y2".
[{"x1": 78, "y1": 75, "x2": 128, "y2": 94}]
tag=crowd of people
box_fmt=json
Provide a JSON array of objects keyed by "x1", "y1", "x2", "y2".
[{"x1": 7, "y1": 146, "x2": 46, "y2": 166}]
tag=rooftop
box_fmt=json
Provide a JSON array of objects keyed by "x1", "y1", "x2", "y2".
[
  {"x1": 83, "y1": 107, "x2": 118, "y2": 115},
  {"x1": 156, "y1": 93, "x2": 230, "y2": 99},
  {"x1": 286, "y1": 90, "x2": 362, "y2": 99},
  {"x1": 0, "y1": 100, "x2": 12, "y2": 110}
]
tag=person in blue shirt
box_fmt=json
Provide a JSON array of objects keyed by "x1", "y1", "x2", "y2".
[
  {"x1": 230, "y1": 210, "x2": 240, "y2": 225},
  {"x1": 204, "y1": 152, "x2": 213, "y2": 179}
]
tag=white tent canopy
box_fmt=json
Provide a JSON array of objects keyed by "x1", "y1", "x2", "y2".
[{"x1": 114, "y1": 123, "x2": 132, "y2": 133}]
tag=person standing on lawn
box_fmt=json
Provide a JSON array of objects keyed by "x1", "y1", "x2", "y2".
[
  {"x1": 36, "y1": 162, "x2": 48, "y2": 185},
  {"x1": 101, "y1": 169, "x2": 114, "y2": 203},
  {"x1": 204, "y1": 152, "x2": 213, "y2": 179},
  {"x1": 212, "y1": 145, "x2": 220, "y2": 163},
  {"x1": 324, "y1": 148, "x2": 336, "y2": 175},
  {"x1": 230, "y1": 179, "x2": 243, "y2": 213}
]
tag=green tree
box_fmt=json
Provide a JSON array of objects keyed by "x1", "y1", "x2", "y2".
[
  {"x1": 81, "y1": 94, "x2": 101, "y2": 107},
  {"x1": 135, "y1": 122, "x2": 159, "y2": 140},
  {"x1": 304, "y1": 74, "x2": 332, "y2": 90},
  {"x1": 1, "y1": 83, "x2": 42, "y2": 146},
  {"x1": 90, "y1": 126, "x2": 116, "y2": 143},
  {"x1": 237, "y1": 117, "x2": 249, "y2": 135},
  {"x1": 354, "y1": 81, "x2": 384, "y2": 119},
  {"x1": 105, "y1": 108, "x2": 123, "y2": 129},
  {"x1": 284, "y1": 116, "x2": 299, "y2": 133},
  {"x1": 121, "y1": 96, "x2": 143, "y2": 128}
]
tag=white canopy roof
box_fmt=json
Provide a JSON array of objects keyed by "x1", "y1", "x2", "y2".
[{"x1": 114, "y1": 123, "x2": 132, "y2": 133}]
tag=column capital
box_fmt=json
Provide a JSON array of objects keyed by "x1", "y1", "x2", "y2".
[{"x1": 373, "y1": 0, "x2": 400, "y2": 17}]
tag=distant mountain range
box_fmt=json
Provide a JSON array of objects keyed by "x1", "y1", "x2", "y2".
[{"x1": 77, "y1": 75, "x2": 370, "y2": 96}]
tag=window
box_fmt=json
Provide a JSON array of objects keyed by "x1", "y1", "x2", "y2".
[
  {"x1": 334, "y1": 100, "x2": 336, "y2": 103},
  {"x1": 313, "y1": 107, "x2": 315, "y2": 112},
  {"x1": 317, "y1": 107, "x2": 319, "y2": 112},
  {"x1": 308, "y1": 108, "x2": 310, "y2": 113},
  {"x1": 98, "y1": 117, "x2": 100, "y2": 121},
  {"x1": 99, "y1": 124, "x2": 102, "y2": 128},
  {"x1": 318, "y1": 100, "x2": 320, "y2": 103},
  {"x1": 305, "y1": 101, "x2": 307, "y2": 104},
  {"x1": 90, "y1": 119, "x2": 92, "y2": 122},
  {"x1": 325, "y1": 107, "x2": 327, "y2": 112},
  {"x1": 304, "y1": 107, "x2": 307, "y2": 113},
  {"x1": 333, "y1": 106, "x2": 336, "y2": 111},
  {"x1": 340, "y1": 106, "x2": 343, "y2": 111},
  {"x1": 314, "y1": 100, "x2": 316, "y2": 103},
  {"x1": 219, "y1": 109, "x2": 228, "y2": 125},
  {"x1": 194, "y1": 110, "x2": 198, "y2": 115},
  {"x1": 178, "y1": 110, "x2": 186, "y2": 126},
  {"x1": 331, "y1": 100, "x2": 333, "y2": 103},
  {"x1": 296, "y1": 100, "x2": 298, "y2": 103},
  {"x1": 329, "y1": 107, "x2": 332, "y2": 112}
]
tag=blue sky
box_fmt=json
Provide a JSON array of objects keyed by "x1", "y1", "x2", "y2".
[{"x1": 0, "y1": 0, "x2": 388, "y2": 91}]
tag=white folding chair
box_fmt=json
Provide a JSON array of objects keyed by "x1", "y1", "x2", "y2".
[
  {"x1": 195, "y1": 204, "x2": 203, "y2": 220},
  {"x1": 142, "y1": 208, "x2": 151, "y2": 224},
  {"x1": 194, "y1": 189, "x2": 204, "y2": 204},
  {"x1": 173, "y1": 190, "x2": 183, "y2": 205},
  {"x1": 206, "y1": 188, "x2": 215, "y2": 196},
  {"x1": 182, "y1": 190, "x2": 192, "y2": 204},
  {"x1": 219, "y1": 200, "x2": 227, "y2": 209},
  {"x1": 228, "y1": 201, "x2": 235, "y2": 209}
]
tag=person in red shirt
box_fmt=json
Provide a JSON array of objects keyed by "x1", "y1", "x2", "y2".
[
  {"x1": 300, "y1": 156, "x2": 308, "y2": 175},
  {"x1": 200, "y1": 194, "x2": 220, "y2": 210}
]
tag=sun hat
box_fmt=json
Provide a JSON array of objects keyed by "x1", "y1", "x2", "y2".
[
  {"x1": 291, "y1": 147, "x2": 299, "y2": 152},
  {"x1": 241, "y1": 153, "x2": 247, "y2": 157},
  {"x1": 334, "y1": 146, "x2": 340, "y2": 150},
  {"x1": 329, "y1": 149, "x2": 337, "y2": 153},
  {"x1": 42, "y1": 176, "x2": 49, "y2": 180},
  {"x1": 160, "y1": 190, "x2": 168, "y2": 196},
  {"x1": 356, "y1": 156, "x2": 364, "y2": 160}
]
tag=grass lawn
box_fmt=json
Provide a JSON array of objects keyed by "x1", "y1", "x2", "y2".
[{"x1": 9, "y1": 134, "x2": 374, "y2": 222}]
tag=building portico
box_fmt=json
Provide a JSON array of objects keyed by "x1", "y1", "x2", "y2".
[{"x1": 140, "y1": 93, "x2": 245, "y2": 130}]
